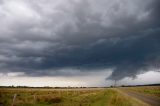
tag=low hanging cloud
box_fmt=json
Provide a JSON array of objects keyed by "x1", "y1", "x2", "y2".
[{"x1": 0, "y1": 0, "x2": 160, "y2": 80}]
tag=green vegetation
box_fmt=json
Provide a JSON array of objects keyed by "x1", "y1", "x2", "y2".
[{"x1": 0, "y1": 88, "x2": 149, "y2": 106}]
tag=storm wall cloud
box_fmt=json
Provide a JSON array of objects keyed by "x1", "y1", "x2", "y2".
[{"x1": 0, "y1": 0, "x2": 160, "y2": 80}]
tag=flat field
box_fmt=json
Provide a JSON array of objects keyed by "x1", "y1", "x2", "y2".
[
  {"x1": 120, "y1": 86, "x2": 160, "y2": 98},
  {"x1": 0, "y1": 86, "x2": 159, "y2": 106}
]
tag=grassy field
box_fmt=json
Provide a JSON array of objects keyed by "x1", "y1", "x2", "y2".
[
  {"x1": 121, "y1": 86, "x2": 160, "y2": 98},
  {"x1": 0, "y1": 87, "x2": 150, "y2": 106}
]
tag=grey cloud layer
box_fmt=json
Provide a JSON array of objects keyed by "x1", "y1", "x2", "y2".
[{"x1": 0, "y1": 0, "x2": 160, "y2": 80}]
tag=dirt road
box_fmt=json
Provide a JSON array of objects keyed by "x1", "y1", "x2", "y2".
[{"x1": 118, "y1": 88, "x2": 160, "y2": 106}]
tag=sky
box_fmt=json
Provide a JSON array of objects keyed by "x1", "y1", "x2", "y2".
[{"x1": 0, "y1": 0, "x2": 160, "y2": 87}]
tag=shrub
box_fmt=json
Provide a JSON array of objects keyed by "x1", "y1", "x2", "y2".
[{"x1": 47, "y1": 97, "x2": 62, "y2": 104}]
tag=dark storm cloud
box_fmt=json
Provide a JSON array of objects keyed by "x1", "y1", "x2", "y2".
[{"x1": 0, "y1": 0, "x2": 160, "y2": 80}]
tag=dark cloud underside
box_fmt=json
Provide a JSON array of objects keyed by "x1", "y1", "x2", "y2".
[{"x1": 0, "y1": 0, "x2": 160, "y2": 80}]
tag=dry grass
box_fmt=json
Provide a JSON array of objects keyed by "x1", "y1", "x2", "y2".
[{"x1": 0, "y1": 88, "x2": 151, "y2": 106}]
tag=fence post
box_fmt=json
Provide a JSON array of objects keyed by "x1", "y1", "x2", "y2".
[
  {"x1": 12, "y1": 94, "x2": 17, "y2": 106},
  {"x1": 34, "y1": 94, "x2": 36, "y2": 104},
  {"x1": 59, "y1": 91, "x2": 61, "y2": 97}
]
